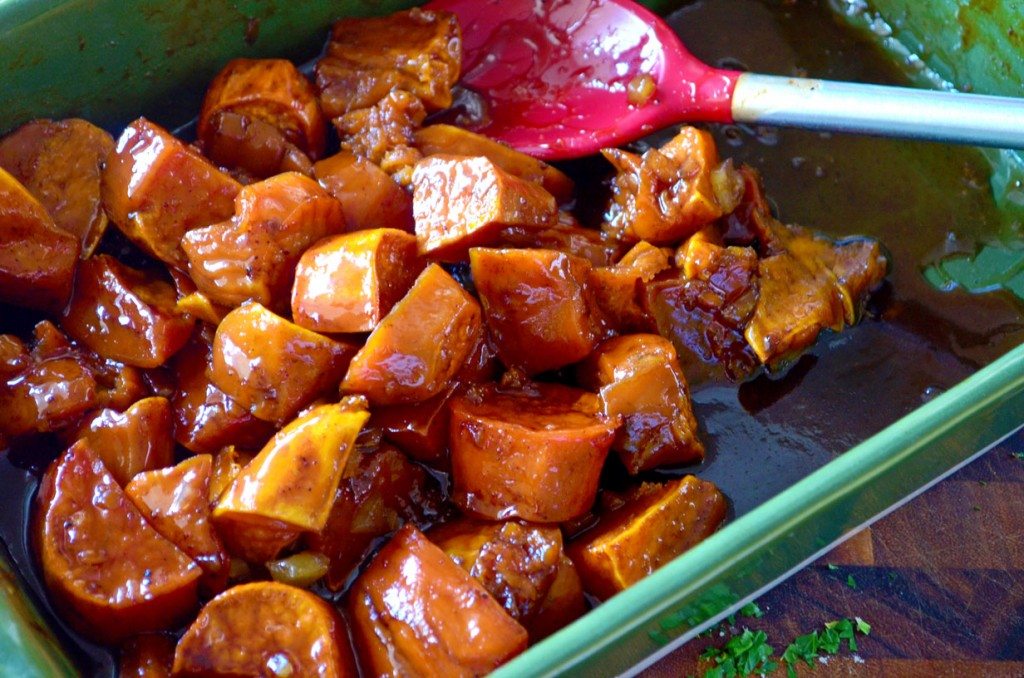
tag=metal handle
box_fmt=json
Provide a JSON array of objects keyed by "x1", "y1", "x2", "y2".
[{"x1": 732, "y1": 73, "x2": 1024, "y2": 149}]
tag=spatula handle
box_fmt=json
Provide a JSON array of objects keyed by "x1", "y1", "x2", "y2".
[{"x1": 731, "y1": 73, "x2": 1024, "y2": 149}]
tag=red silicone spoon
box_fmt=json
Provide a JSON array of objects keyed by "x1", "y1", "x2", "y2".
[{"x1": 426, "y1": 0, "x2": 1024, "y2": 160}]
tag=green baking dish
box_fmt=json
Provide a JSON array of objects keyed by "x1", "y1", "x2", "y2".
[{"x1": 2, "y1": 0, "x2": 1023, "y2": 675}]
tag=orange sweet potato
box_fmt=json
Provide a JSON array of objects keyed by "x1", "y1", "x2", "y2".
[
  {"x1": 291, "y1": 229, "x2": 424, "y2": 333},
  {"x1": 1, "y1": 355, "x2": 96, "y2": 438},
  {"x1": 211, "y1": 302, "x2": 356, "y2": 423},
  {"x1": 182, "y1": 172, "x2": 346, "y2": 312},
  {"x1": 450, "y1": 382, "x2": 617, "y2": 522},
  {"x1": 70, "y1": 396, "x2": 175, "y2": 486},
  {"x1": 412, "y1": 155, "x2": 558, "y2": 261},
  {"x1": 0, "y1": 118, "x2": 114, "y2": 257},
  {"x1": 567, "y1": 476, "x2": 726, "y2": 600},
  {"x1": 213, "y1": 404, "x2": 368, "y2": 562},
  {"x1": 496, "y1": 211, "x2": 618, "y2": 268},
  {"x1": 35, "y1": 440, "x2": 201, "y2": 644},
  {"x1": 313, "y1": 151, "x2": 413, "y2": 232},
  {"x1": 119, "y1": 634, "x2": 175, "y2": 678},
  {"x1": 208, "y1": 446, "x2": 254, "y2": 506},
  {"x1": 125, "y1": 454, "x2": 229, "y2": 596},
  {"x1": 526, "y1": 555, "x2": 587, "y2": 641},
  {"x1": 588, "y1": 240, "x2": 671, "y2": 333},
  {"x1": 102, "y1": 118, "x2": 240, "y2": 268},
  {"x1": 199, "y1": 58, "x2": 326, "y2": 159},
  {"x1": 347, "y1": 525, "x2": 527, "y2": 677},
  {"x1": 578, "y1": 334, "x2": 704, "y2": 473},
  {"x1": 470, "y1": 247, "x2": 605, "y2": 375},
  {"x1": 172, "y1": 581, "x2": 357, "y2": 677},
  {"x1": 0, "y1": 165, "x2": 79, "y2": 312},
  {"x1": 370, "y1": 384, "x2": 458, "y2": 468},
  {"x1": 200, "y1": 111, "x2": 314, "y2": 180},
  {"x1": 61, "y1": 254, "x2": 194, "y2": 368},
  {"x1": 341, "y1": 264, "x2": 481, "y2": 405}
]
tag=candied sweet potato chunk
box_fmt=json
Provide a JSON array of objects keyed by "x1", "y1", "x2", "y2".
[
  {"x1": 213, "y1": 404, "x2": 368, "y2": 562},
  {"x1": 589, "y1": 241, "x2": 671, "y2": 333},
  {"x1": 0, "y1": 165, "x2": 79, "y2": 312},
  {"x1": 335, "y1": 90, "x2": 426, "y2": 186},
  {"x1": 414, "y1": 124, "x2": 574, "y2": 203},
  {"x1": 119, "y1": 633, "x2": 175, "y2": 678},
  {"x1": 0, "y1": 118, "x2": 114, "y2": 257},
  {"x1": 35, "y1": 440, "x2": 200, "y2": 644},
  {"x1": 182, "y1": 172, "x2": 346, "y2": 312},
  {"x1": 371, "y1": 384, "x2": 458, "y2": 468},
  {"x1": 208, "y1": 446, "x2": 253, "y2": 506},
  {"x1": 102, "y1": 118, "x2": 240, "y2": 268},
  {"x1": 315, "y1": 7, "x2": 461, "y2": 116},
  {"x1": 450, "y1": 382, "x2": 617, "y2": 522},
  {"x1": 307, "y1": 442, "x2": 444, "y2": 591},
  {"x1": 173, "y1": 581, "x2": 357, "y2": 677},
  {"x1": 201, "y1": 111, "x2": 313, "y2": 180},
  {"x1": 471, "y1": 247, "x2": 604, "y2": 374},
  {"x1": 341, "y1": 264, "x2": 481, "y2": 405},
  {"x1": 291, "y1": 229, "x2": 423, "y2": 333},
  {"x1": 212, "y1": 302, "x2": 356, "y2": 423},
  {"x1": 61, "y1": 254, "x2": 194, "y2": 368},
  {"x1": 413, "y1": 155, "x2": 558, "y2": 261},
  {"x1": 125, "y1": 454, "x2": 229, "y2": 596},
  {"x1": 527, "y1": 554, "x2": 587, "y2": 641},
  {"x1": 199, "y1": 58, "x2": 326, "y2": 159},
  {"x1": 578, "y1": 334, "x2": 703, "y2": 473},
  {"x1": 568, "y1": 476, "x2": 726, "y2": 600},
  {"x1": 313, "y1": 151, "x2": 413, "y2": 232},
  {"x1": 1, "y1": 355, "x2": 96, "y2": 438},
  {"x1": 71, "y1": 396, "x2": 175, "y2": 486},
  {"x1": 348, "y1": 525, "x2": 526, "y2": 677},
  {"x1": 497, "y1": 211, "x2": 618, "y2": 267}
]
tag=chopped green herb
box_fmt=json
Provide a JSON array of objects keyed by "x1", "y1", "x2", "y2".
[
  {"x1": 855, "y1": 617, "x2": 872, "y2": 635},
  {"x1": 699, "y1": 628, "x2": 778, "y2": 677},
  {"x1": 887, "y1": 571, "x2": 898, "y2": 583},
  {"x1": 1012, "y1": 451, "x2": 1024, "y2": 461},
  {"x1": 738, "y1": 602, "x2": 765, "y2": 619},
  {"x1": 826, "y1": 563, "x2": 839, "y2": 571},
  {"x1": 846, "y1": 574, "x2": 858, "y2": 589}
]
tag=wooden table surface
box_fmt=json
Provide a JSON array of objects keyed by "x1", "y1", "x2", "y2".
[{"x1": 641, "y1": 428, "x2": 1024, "y2": 677}]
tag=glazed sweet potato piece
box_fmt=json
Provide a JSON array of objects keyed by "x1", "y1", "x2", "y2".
[
  {"x1": 173, "y1": 581, "x2": 357, "y2": 677},
  {"x1": 527, "y1": 555, "x2": 587, "y2": 641},
  {"x1": 370, "y1": 385, "x2": 458, "y2": 468},
  {"x1": 200, "y1": 111, "x2": 314, "y2": 180},
  {"x1": 315, "y1": 7, "x2": 461, "y2": 116},
  {"x1": 35, "y1": 440, "x2": 201, "y2": 644},
  {"x1": 335, "y1": 90, "x2": 426, "y2": 185},
  {"x1": 341, "y1": 264, "x2": 482, "y2": 405},
  {"x1": 1, "y1": 355, "x2": 96, "y2": 438},
  {"x1": 589, "y1": 240, "x2": 672, "y2": 333},
  {"x1": 413, "y1": 124, "x2": 574, "y2": 203},
  {"x1": 413, "y1": 155, "x2": 558, "y2": 261},
  {"x1": 61, "y1": 254, "x2": 195, "y2": 368},
  {"x1": 213, "y1": 404, "x2": 368, "y2": 562},
  {"x1": 182, "y1": 172, "x2": 346, "y2": 312},
  {"x1": 471, "y1": 248, "x2": 604, "y2": 374},
  {"x1": 0, "y1": 165, "x2": 79, "y2": 312},
  {"x1": 291, "y1": 229, "x2": 424, "y2": 333},
  {"x1": 70, "y1": 396, "x2": 175, "y2": 486},
  {"x1": 102, "y1": 118, "x2": 240, "y2": 268},
  {"x1": 313, "y1": 151, "x2": 413, "y2": 232},
  {"x1": 0, "y1": 118, "x2": 114, "y2": 256},
  {"x1": 307, "y1": 441, "x2": 444, "y2": 592},
  {"x1": 199, "y1": 58, "x2": 326, "y2": 159},
  {"x1": 119, "y1": 633, "x2": 175, "y2": 678},
  {"x1": 603, "y1": 127, "x2": 724, "y2": 244},
  {"x1": 348, "y1": 525, "x2": 527, "y2": 677},
  {"x1": 578, "y1": 335, "x2": 704, "y2": 473},
  {"x1": 450, "y1": 382, "x2": 617, "y2": 522},
  {"x1": 212, "y1": 302, "x2": 356, "y2": 423},
  {"x1": 125, "y1": 455, "x2": 229, "y2": 596},
  {"x1": 567, "y1": 476, "x2": 726, "y2": 600},
  {"x1": 171, "y1": 338, "x2": 275, "y2": 455},
  {"x1": 497, "y1": 211, "x2": 618, "y2": 267}
]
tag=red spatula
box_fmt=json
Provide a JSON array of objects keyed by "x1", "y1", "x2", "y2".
[{"x1": 427, "y1": 0, "x2": 1024, "y2": 160}]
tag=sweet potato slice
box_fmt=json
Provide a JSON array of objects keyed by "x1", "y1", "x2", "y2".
[
  {"x1": 341, "y1": 264, "x2": 481, "y2": 405},
  {"x1": 497, "y1": 211, "x2": 618, "y2": 267},
  {"x1": 182, "y1": 172, "x2": 346, "y2": 312},
  {"x1": 471, "y1": 247, "x2": 604, "y2": 375},
  {"x1": 61, "y1": 254, "x2": 194, "y2": 368},
  {"x1": 35, "y1": 440, "x2": 200, "y2": 644},
  {"x1": 199, "y1": 58, "x2": 325, "y2": 159},
  {"x1": 291, "y1": 229, "x2": 423, "y2": 333},
  {"x1": 370, "y1": 385, "x2": 458, "y2": 468},
  {"x1": 102, "y1": 118, "x2": 240, "y2": 268},
  {"x1": 335, "y1": 90, "x2": 426, "y2": 186},
  {"x1": 211, "y1": 302, "x2": 356, "y2": 423},
  {"x1": 413, "y1": 155, "x2": 558, "y2": 261},
  {"x1": 413, "y1": 124, "x2": 574, "y2": 203},
  {"x1": 578, "y1": 334, "x2": 704, "y2": 473},
  {"x1": 348, "y1": 525, "x2": 527, "y2": 677},
  {"x1": 0, "y1": 118, "x2": 114, "y2": 257},
  {"x1": 450, "y1": 382, "x2": 617, "y2": 522},
  {"x1": 173, "y1": 581, "x2": 357, "y2": 677},
  {"x1": 213, "y1": 404, "x2": 368, "y2": 562},
  {"x1": 527, "y1": 555, "x2": 587, "y2": 641},
  {"x1": 125, "y1": 455, "x2": 229, "y2": 596},
  {"x1": 70, "y1": 396, "x2": 175, "y2": 486},
  {"x1": 0, "y1": 165, "x2": 79, "y2": 312},
  {"x1": 120, "y1": 634, "x2": 175, "y2": 678},
  {"x1": 208, "y1": 446, "x2": 254, "y2": 506},
  {"x1": 589, "y1": 241, "x2": 671, "y2": 333},
  {"x1": 307, "y1": 441, "x2": 444, "y2": 592},
  {"x1": 313, "y1": 151, "x2": 413, "y2": 232},
  {"x1": 567, "y1": 476, "x2": 726, "y2": 600},
  {"x1": 200, "y1": 111, "x2": 314, "y2": 180},
  {"x1": 1, "y1": 355, "x2": 96, "y2": 438}
]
